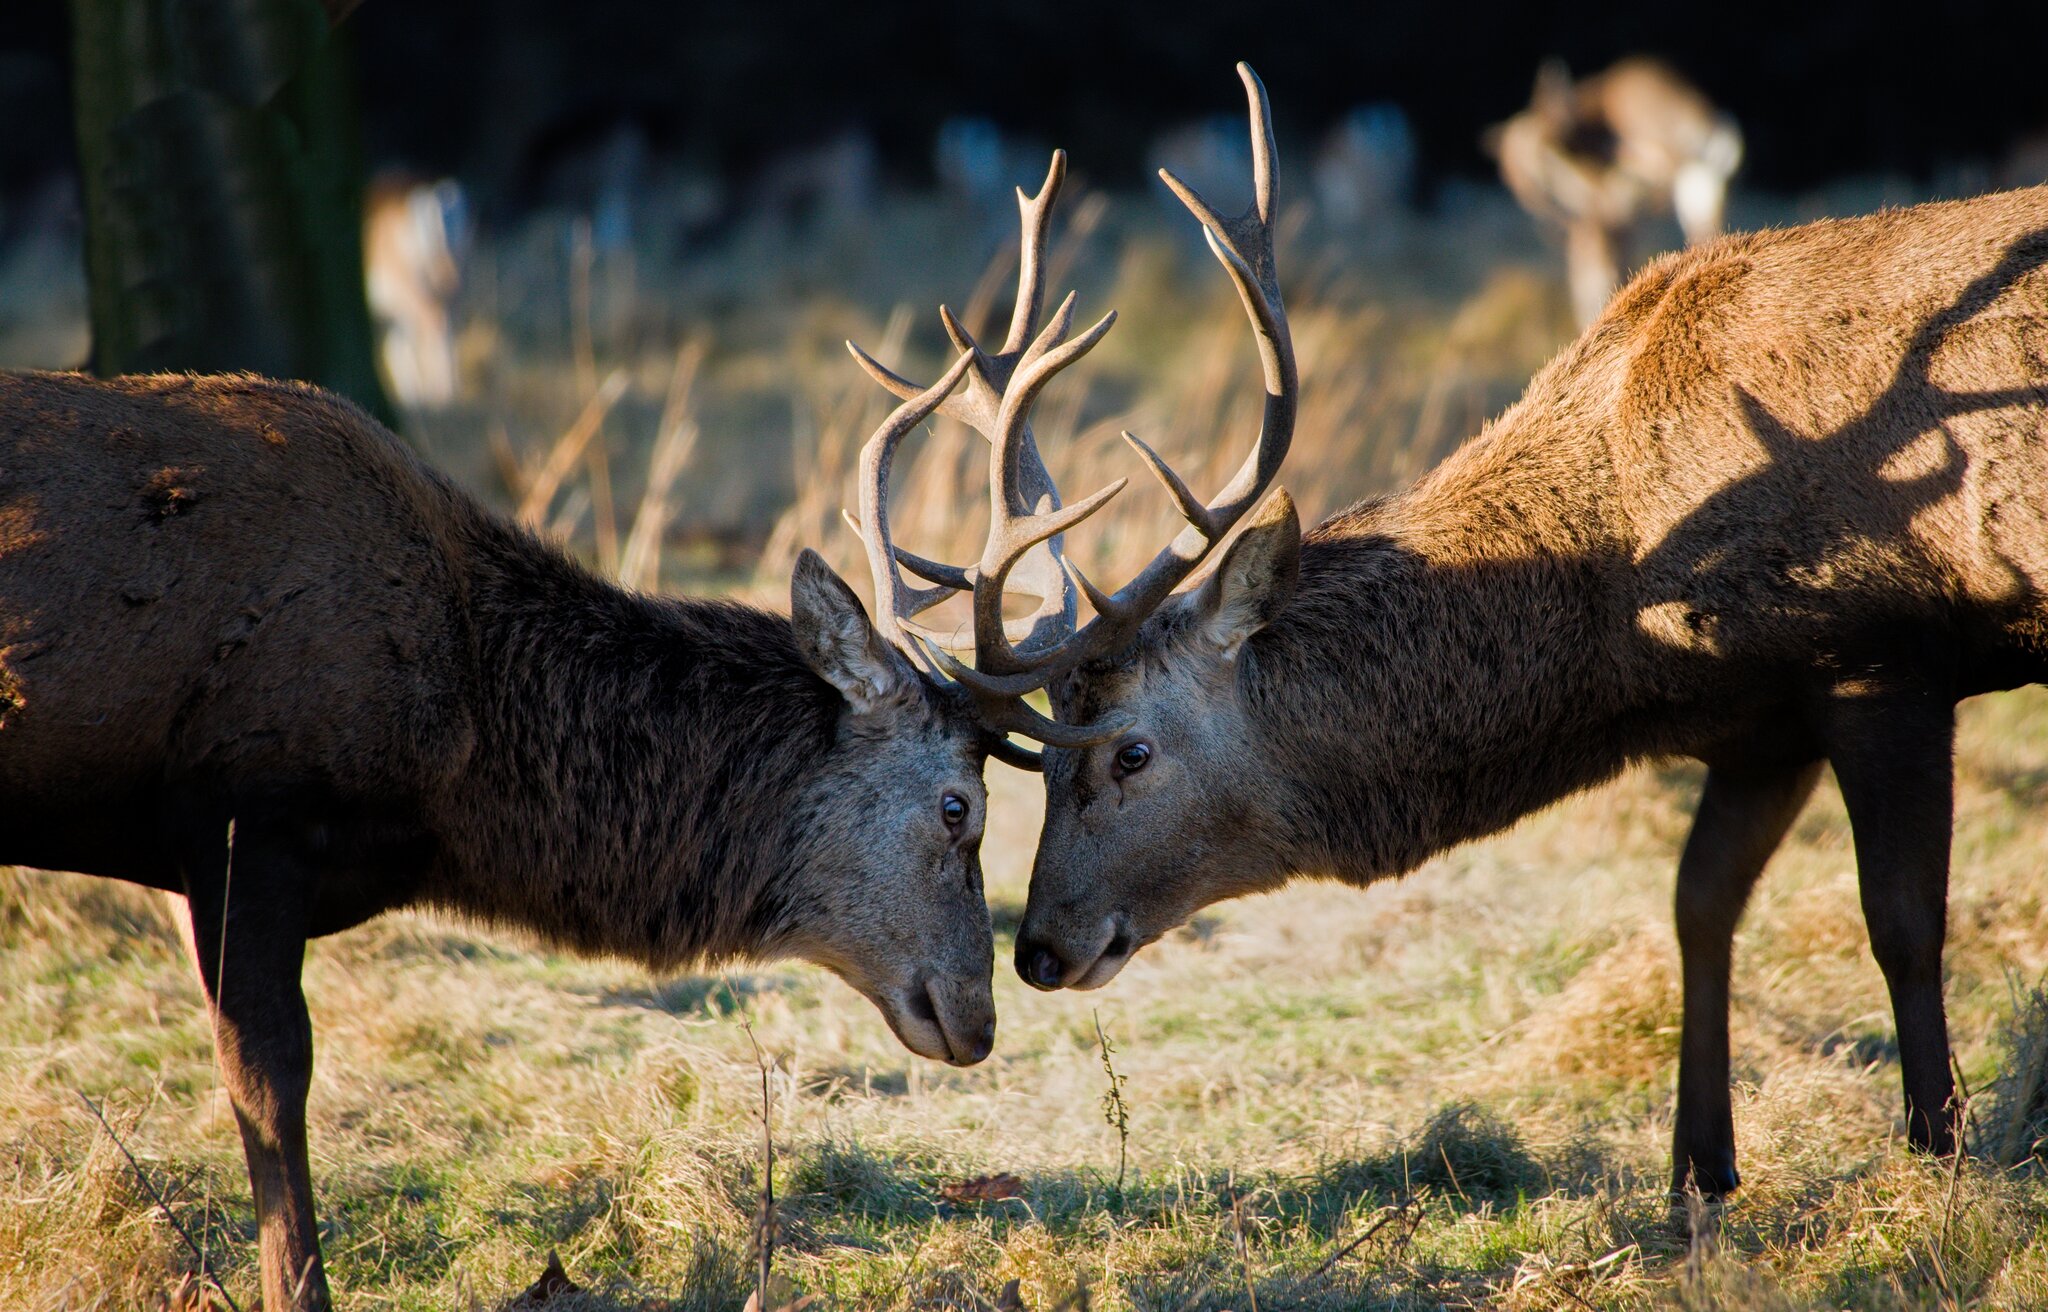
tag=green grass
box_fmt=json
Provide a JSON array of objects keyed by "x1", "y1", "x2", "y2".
[{"x1": 11, "y1": 690, "x2": 2048, "y2": 1308}]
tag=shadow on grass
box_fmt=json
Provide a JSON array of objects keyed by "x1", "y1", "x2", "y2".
[
  {"x1": 1981, "y1": 762, "x2": 2048, "y2": 809},
  {"x1": 1814, "y1": 1026, "x2": 1900, "y2": 1068},
  {"x1": 765, "y1": 1100, "x2": 1618, "y2": 1249},
  {"x1": 432, "y1": 1111, "x2": 2032, "y2": 1312},
  {"x1": 493, "y1": 1240, "x2": 752, "y2": 1312}
]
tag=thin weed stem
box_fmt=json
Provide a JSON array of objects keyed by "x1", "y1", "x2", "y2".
[{"x1": 1093, "y1": 1010, "x2": 1130, "y2": 1206}]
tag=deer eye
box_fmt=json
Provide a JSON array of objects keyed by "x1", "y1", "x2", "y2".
[
  {"x1": 941, "y1": 791, "x2": 969, "y2": 831},
  {"x1": 1113, "y1": 741, "x2": 1152, "y2": 777}
]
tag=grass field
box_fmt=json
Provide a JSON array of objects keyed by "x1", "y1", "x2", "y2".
[{"x1": 9, "y1": 176, "x2": 2048, "y2": 1309}]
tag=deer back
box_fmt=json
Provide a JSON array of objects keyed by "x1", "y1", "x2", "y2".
[{"x1": 0, "y1": 371, "x2": 478, "y2": 815}]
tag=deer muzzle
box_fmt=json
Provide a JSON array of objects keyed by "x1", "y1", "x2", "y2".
[
  {"x1": 1014, "y1": 914, "x2": 1135, "y2": 991},
  {"x1": 874, "y1": 971, "x2": 996, "y2": 1066}
]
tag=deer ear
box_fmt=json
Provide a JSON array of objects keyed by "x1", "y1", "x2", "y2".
[
  {"x1": 790, "y1": 550, "x2": 910, "y2": 715},
  {"x1": 1193, "y1": 488, "x2": 1300, "y2": 660}
]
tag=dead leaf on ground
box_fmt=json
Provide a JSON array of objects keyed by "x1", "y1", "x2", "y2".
[
  {"x1": 155, "y1": 1275, "x2": 232, "y2": 1312},
  {"x1": 740, "y1": 1292, "x2": 818, "y2": 1312},
  {"x1": 940, "y1": 1172, "x2": 1024, "y2": 1203},
  {"x1": 506, "y1": 1250, "x2": 583, "y2": 1307},
  {"x1": 991, "y1": 1275, "x2": 1092, "y2": 1312}
]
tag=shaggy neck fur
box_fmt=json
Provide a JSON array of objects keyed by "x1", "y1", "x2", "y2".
[
  {"x1": 1247, "y1": 416, "x2": 1652, "y2": 884},
  {"x1": 434, "y1": 518, "x2": 843, "y2": 970}
]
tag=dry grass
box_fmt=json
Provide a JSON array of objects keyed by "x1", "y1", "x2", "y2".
[
  {"x1": 9, "y1": 185, "x2": 2048, "y2": 1308},
  {"x1": 12, "y1": 695, "x2": 2048, "y2": 1309}
]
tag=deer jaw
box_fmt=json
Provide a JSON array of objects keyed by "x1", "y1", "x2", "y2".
[{"x1": 783, "y1": 723, "x2": 997, "y2": 1065}]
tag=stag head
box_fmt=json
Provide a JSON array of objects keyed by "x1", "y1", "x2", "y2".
[
  {"x1": 832, "y1": 63, "x2": 1298, "y2": 999},
  {"x1": 784, "y1": 548, "x2": 999, "y2": 1065},
  {"x1": 1000, "y1": 63, "x2": 1303, "y2": 991},
  {"x1": 800, "y1": 118, "x2": 1150, "y2": 1060}
]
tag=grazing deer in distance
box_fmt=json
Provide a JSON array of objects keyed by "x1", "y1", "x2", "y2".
[
  {"x1": 0, "y1": 345, "x2": 1035, "y2": 1303},
  {"x1": 1490, "y1": 57, "x2": 1744, "y2": 327},
  {"x1": 995, "y1": 74, "x2": 2048, "y2": 1198}
]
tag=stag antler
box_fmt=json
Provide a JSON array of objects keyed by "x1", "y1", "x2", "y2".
[
  {"x1": 842, "y1": 347, "x2": 977, "y2": 660},
  {"x1": 1026, "y1": 61, "x2": 1298, "y2": 679},
  {"x1": 844, "y1": 151, "x2": 1131, "y2": 762},
  {"x1": 844, "y1": 62, "x2": 1296, "y2": 764}
]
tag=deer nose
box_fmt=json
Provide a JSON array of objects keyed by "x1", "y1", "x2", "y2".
[{"x1": 1016, "y1": 936, "x2": 1067, "y2": 991}]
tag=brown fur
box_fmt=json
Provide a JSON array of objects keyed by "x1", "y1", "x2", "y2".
[
  {"x1": 1024, "y1": 187, "x2": 2048, "y2": 1198},
  {"x1": 0, "y1": 370, "x2": 998, "y2": 1309}
]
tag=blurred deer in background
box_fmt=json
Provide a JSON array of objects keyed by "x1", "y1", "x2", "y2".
[
  {"x1": 747, "y1": 129, "x2": 880, "y2": 234},
  {"x1": 1489, "y1": 57, "x2": 1743, "y2": 326},
  {"x1": 1312, "y1": 102, "x2": 1417, "y2": 224},
  {"x1": 363, "y1": 173, "x2": 469, "y2": 408}
]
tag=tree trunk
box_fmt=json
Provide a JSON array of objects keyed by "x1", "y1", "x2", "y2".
[{"x1": 68, "y1": 0, "x2": 393, "y2": 425}]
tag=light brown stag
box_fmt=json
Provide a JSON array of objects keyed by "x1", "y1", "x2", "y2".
[
  {"x1": 1490, "y1": 57, "x2": 1744, "y2": 326},
  {"x1": 1000, "y1": 94, "x2": 2048, "y2": 1199}
]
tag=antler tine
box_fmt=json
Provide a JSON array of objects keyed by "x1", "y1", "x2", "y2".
[
  {"x1": 973, "y1": 309, "x2": 1123, "y2": 676},
  {"x1": 850, "y1": 349, "x2": 977, "y2": 671},
  {"x1": 1003, "y1": 150, "x2": 1067, "y2": 355},
  {"x1": 995, "y1": 307, "x2": 1116, "y2": 501},
  {"x1": 921, "y1": 631, "x2": 1138, "y2": 747},
  {"x1": 912, "y1": 633, "x2": 1055, "y2": 699},
  {"x1": 839, "y1": 507, "x2": 975, "y2": 591},
  {"x1": 1019, "y1": 291, "x2": 1080, "y2": 372},
  {"x1": 889, "y1": 537, "x2": 974, "y2": 591},
  {"x1": 937, "y1": 303, "x2": 985, "y2": 361},
  {"x1": 984, "y1": 693, "x2": 1134, "y2": 750},
  {"x1": 846, "y1": 338, "x2": 927, "y2": 403},
  {"x1": 873, "y1": 149, "x2": 1067, "y2": 441},
  {"x1": 1241, "y1": 61, "x2": 1277, "y2": 225},
  {"x1": 983, "y1": 291, "x2": 1088, "y2": 657},
  {"x1": 1121, "y1": 429, "x2": 1218, "y2": 536}
]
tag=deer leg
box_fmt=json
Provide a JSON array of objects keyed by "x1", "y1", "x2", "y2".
[
  {"x1": 1566, "y1": 219, "x2": 1623, "y2": 327},
  {"x1": 1671, "y1": 760, "x2": 1822, "y2": 1198},
  {"x1": 1827, "y1": 692, "x2": 1959, "y2": 1155},
  {"x1": 181, "y1": 822, "x2": 331, "y2": 1312}
]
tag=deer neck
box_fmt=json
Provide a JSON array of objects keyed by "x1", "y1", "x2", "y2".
[
  {"x1": 1251, "y1": 428, "x2": 1641, "y2": 882},
  {"x1": 436, "y1": 525, "x2": 840, "y2": 970}
]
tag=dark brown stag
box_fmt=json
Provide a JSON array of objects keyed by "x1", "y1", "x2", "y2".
[
  {"x1": 1005, "y1": 83, "x2": 2048, "y2": 1198},
  {"x1": 0, "y1": 347, "x2": 1037, "y2": 1306}
]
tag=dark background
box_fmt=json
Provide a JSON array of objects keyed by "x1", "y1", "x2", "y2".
[{"x1": 7, "y1": 1, "x2": 2048, "y2": 208}]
